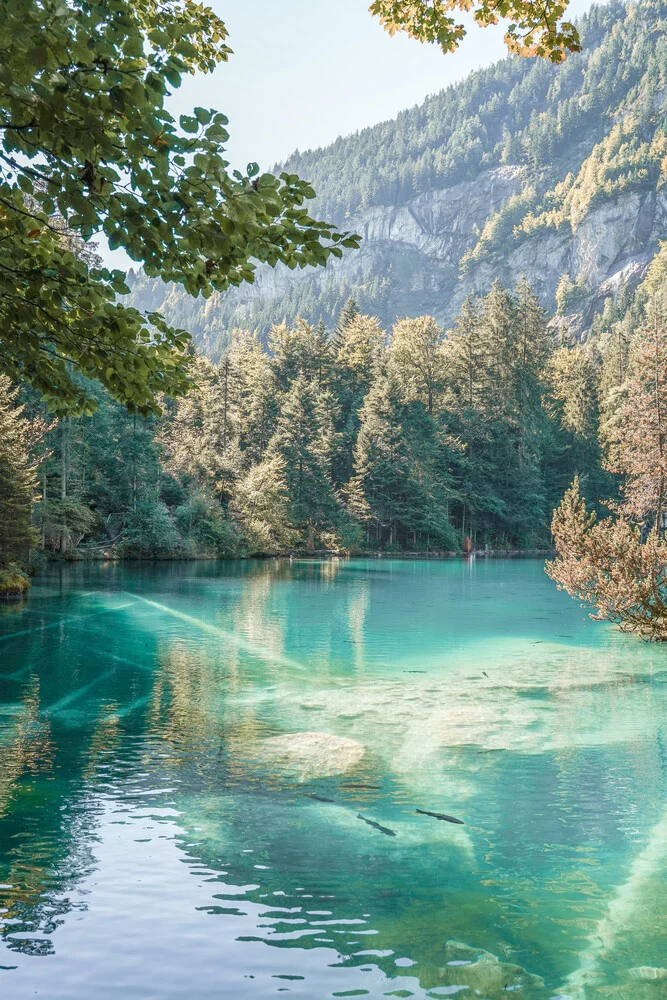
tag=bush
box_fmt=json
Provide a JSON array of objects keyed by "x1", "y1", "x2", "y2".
[
  {"x1": 118, "y1": 500, "x2": 179, "y2": 558},
  {"x1": 0, "y1": 565, "x2": 30, "y2": 598},
  {"x1": 175, "y1": 491, "x2": 242, "y2": 557}
]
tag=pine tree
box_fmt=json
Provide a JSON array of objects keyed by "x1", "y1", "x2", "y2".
[
  {"x1": 610, "y1": 289, "x2": 667, "y2": 525},
  {"x1": 230, "y1": 331, "x2": 278, "y2": 466},
  {"x1": 331, "y1": 312, "x2": 386, "y2": 485},
  {"x1": 390, "y1": 315, "x2": 445, "y2": 413},
  {"x1": 159, "y1": 354, "x2": 240, "y2": 498},
  {"x1": 331, "y1": 296, "x2": 360, "y2": 352},
  {"x1": 350, "y1": 368, "x2": 455, "y2": 548},
  {"x1": 0, "y1": 376, "x2": 39, "y2": 569},
  {"x1": 442, "y1": 296, "x2": 488, "y2": 410},
  {"x1": 269, "y1": 321, "x2": 301, "y2": 393},
  {"x1": 268, "y1": 375, "x2": 340, "y2": 548},
  {"x1": 230, "y1": 456, "x2": 297, "y2": 555}
]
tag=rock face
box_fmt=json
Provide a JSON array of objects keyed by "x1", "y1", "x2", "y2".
[
  {"x1": 216, "y1": 174, "x2": 665, "y2": 337},
  {"x1": 128, "y1": 167, "x2": 667, "y2": 349}
]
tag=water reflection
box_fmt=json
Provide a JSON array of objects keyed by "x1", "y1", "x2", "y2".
[{"x1": 0, "y1": 559, "x2": 666, "y2": 998}]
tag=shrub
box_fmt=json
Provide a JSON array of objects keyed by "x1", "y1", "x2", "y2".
[{"x1": 0, "y1": 565, "x2": 30, "y2": 598}]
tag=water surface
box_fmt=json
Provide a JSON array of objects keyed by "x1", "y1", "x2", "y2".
[{"x1": 1, "y1": 558, "x2": 666, "y2": 999}]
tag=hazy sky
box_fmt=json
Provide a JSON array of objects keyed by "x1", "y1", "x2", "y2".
[
  {"x1": 174, "y1": 1, "x2": 509, "y2": 173},
  {"x1": 104, "y1": 0, "x2": 597, "y2": 267}
]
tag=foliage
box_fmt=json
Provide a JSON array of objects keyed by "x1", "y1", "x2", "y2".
[
  {"x1": 547, "y1": 478, "x2": 667, "y2": 639},
  {"x1": 369, "y1": 0, "x2": 581, "y2": 61},
  {"x1": 229, "y1": 458, "x2": 297, "y2": 556},
  {"x1": 174, "y1": 490, "x2": 241, "y2": 557},
  {"x1": 19, "y1": 269, "x2": 661, "y2": 559},
  {"x1": 118, "y1": 499, "x2": 179, "y2": 558},
  {"x1": 0, "y1": 0, "x2": 358, "y2": 414},
  {"x1": 37, "y1": 495, "x2": 97, "y2": 554},
  {"x1": 0, "y1": 566, "x2": 30, "y2": 598},
  {"x1": 548, "y1": 286, "x2": 667, "y2": 638}
]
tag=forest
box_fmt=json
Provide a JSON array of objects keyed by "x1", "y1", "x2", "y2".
[{"x1": 3, "y1": 248, "x2": 664, "y2": 577}]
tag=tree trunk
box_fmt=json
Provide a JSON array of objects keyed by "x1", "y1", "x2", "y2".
[{"x1": 41, "y1": 468, "x2": 46, "y2": 550}]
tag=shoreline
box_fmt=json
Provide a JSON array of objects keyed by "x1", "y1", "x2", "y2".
[{"x1": 37, "y1": 548, "x2": 555, "y2": 565}]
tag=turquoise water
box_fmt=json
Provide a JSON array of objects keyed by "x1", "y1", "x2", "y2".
[{"x1": 0, "y1": 558, "x2": 666, "y2": 1000}]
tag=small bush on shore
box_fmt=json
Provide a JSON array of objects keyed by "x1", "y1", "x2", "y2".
[{"x1": 0, "y1": 565, "x2": 30, "y2": 598}]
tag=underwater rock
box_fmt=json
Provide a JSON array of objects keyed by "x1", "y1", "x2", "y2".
[
  {"x1": 440, "y1": 940, "x2": 546, "y2": 997},
  {"x1": 628, "y1": 967, "x2": 667, "y2": 981},
  {"x1": 257, "y1": 731, "x2": 365, "y2": 779},
  {"x1": 596, "y1": 987, "x2": 667, "y2": 1000}
]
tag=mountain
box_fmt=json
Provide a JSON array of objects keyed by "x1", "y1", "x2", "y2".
[{"x1": 127, "y1": 0, "x2": 667, "y2": 355}]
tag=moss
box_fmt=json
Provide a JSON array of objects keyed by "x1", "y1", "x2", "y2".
[{"x1": 0, "y1": 566, "x2": 30, "y2": 599}]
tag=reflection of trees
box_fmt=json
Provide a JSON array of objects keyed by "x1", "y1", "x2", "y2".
[
  {"x1": 0, "y1": 694, "x2": 117, "y2": 957},
  {"x1": 0, "y1": 679, "x2": 54, "y2": 819}
]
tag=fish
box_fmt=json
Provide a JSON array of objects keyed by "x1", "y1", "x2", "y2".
[
  {"x1": 305, "y1": 794, "x2": 335, "y2": 803},
  {"x1": 482, "y1": 671, "x2": 489, "y2": 678},
  {"x1": 357, "y1": 813, "x2": 396, "y2": 837},
  {"x1": 416, "y1": 808, "x2": 464, "y2": 825},
  {"x1": 340, "y1": 783, "x2": 381, "y2": 790}
]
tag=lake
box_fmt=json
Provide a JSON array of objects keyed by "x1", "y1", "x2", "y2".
[{"x1": 0, "y1": 558, "x2": 666, "y2": 999}]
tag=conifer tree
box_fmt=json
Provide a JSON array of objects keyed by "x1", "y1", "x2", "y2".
[
  {"x1": 0, "y1": 376, "x2": 39, "y2": 568},
  {"x1": 268, "y1": 376, "x2": 340, "y2": 548},
  {"x1": 390, "y1": 315, "x2": 445, "y2": 413},
  {"x1": 442, "y1": 296, "x2": 488, "y2": 410},
  {"x1": 549, "y1": 287, "x2": 667, "y2": 638},
  {"x1": 230, "y1": 457, "x2": 297, "y2": 555},
  {"x1": 230, "y1": 332, "x2": 278, "y2": 466},
  {"x1": 331, "y1": 313, "x2": 386, "y2": 484},
  {"x1": 331, "y1": 297, "x2": 360, "y2": 352},
  {"x1": 159, "y1": 354, "x2": 240, "y2": 497}
]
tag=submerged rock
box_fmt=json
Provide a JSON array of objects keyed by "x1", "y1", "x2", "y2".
[
  {"x1": 628, "y1": 968, "x2": 667, "y2": 981},
  {"x1": 257, "y1": 731, "x2": 365, "y2": 779},
  {"x1": 439, "y1": 940, "x2": 546, "y2": 997}
]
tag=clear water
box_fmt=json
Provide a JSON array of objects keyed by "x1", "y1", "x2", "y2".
[{"x1": 1, "y1": 558, "x2": 666, "y2": 1000}]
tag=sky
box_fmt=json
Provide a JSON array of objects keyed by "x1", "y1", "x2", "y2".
[
  {"x1": 174, "y1": 0, "x2": 510, "y2": 173},
  {"x1": 103, "y1": 0, "x2": 597, "y2": 268}
]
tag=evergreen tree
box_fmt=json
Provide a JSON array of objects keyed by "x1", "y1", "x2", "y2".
[
  {"x1": 544, "y1": 344, "x2": 604, "y2": 504},
  {"x1": 331, "y1": 297, "x2": 360, "y2": 352},
  {"x1": 331, "y1": 313, "x2": 386, "y2": 484},
  {"x1": 390, "y1": 315, "x2": 445, "y2": 413},
  {"x1": 159, "y1": 354, "x2": 240, "y2": 499},
  {"x1": 0, "y1": 376, "x2": 39, "y2": 568},
  {"x1": 230, "y1": 457, "x2": 297, "y2": 555},
  {"x1": 268, "y1": 376, "x2": 340, "y2": 548},
  {"x1": 351, "y1": 368, "x2": 456, "y2": 548},
  {"x1": 230, "y1": 331, "x2": 278, "y2": 466}
]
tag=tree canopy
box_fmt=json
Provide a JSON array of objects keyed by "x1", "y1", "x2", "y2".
[{"x1": 0, "y1": 0, "x2": 359, "y2": 414}]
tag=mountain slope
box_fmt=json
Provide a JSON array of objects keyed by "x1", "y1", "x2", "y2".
[{"x1": 127, "y1": 0, "x2": 667, "y2": 355}]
